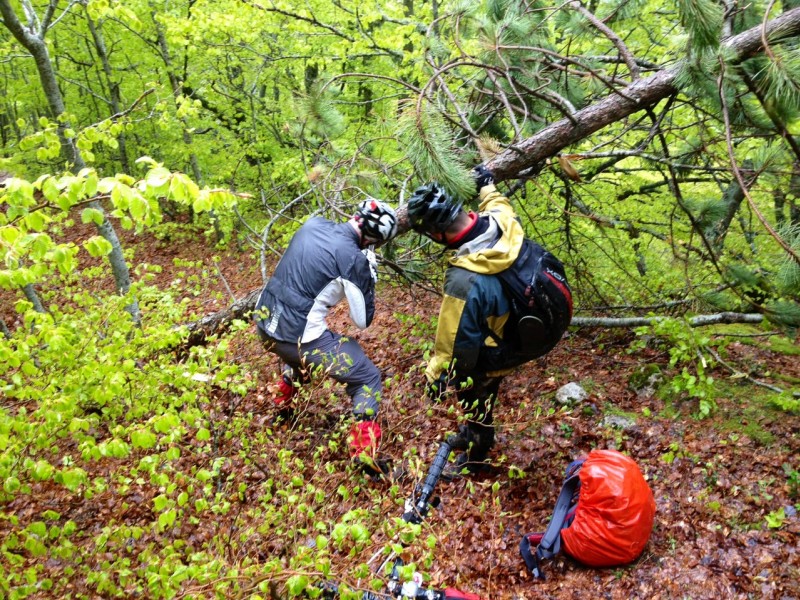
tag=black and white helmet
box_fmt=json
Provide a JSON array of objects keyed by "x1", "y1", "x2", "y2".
[
  {"x1": 355, "y1": 198, "x2": 398, "y2": 243},
  {"x1": 407, "y1": 182, "x2": 463, "y2": 236}
]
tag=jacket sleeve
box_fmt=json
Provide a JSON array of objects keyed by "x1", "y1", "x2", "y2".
[
  {"x1": 425, "y1": 292, "x2": 464, "y2": 383},
  {"x1": 478, "y1": 184, "x2": 516, "y2": 216},
  {"x1": 478, "y1": 184, "x2": 517, "y2": 222},
  {"x1": 342, "y1": 252, "x2": 375, "y2": 329},
  {"x1": 425, "y1": 268, "x2": 484, "y2": 382}
]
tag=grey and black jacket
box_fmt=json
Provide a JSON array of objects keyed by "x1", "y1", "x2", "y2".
[{"x1": 255, "y1": 217, "x2": 375, "y2": 343}]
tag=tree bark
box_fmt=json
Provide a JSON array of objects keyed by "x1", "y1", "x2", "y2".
[
  {"x1": 149, "y1": 4, "x2": 224, "y2": 242},
  {"x1": 572, "y1": 312, "x2": 764, "y2": 328},
  {"x1": 84, "y1": 6, "x2": 131, "y2": 173},
  {"x1": 775, "y1": 188, "x2": 786, "y2": 227},
  {"x1": 183, "y1": 288, "x2": 262, "y2": 347},
  {"x1": 22, "y1": 283, "x2": 46, "y2": 314},
  {"x1": 702, "y1": 160, "x2": 755, "y2": 255}
]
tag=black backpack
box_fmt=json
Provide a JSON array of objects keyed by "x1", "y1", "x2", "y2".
[{"x1": 496, "y1": 238, "x2": 572, "y2": 358}]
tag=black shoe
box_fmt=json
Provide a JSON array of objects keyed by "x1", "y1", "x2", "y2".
[
  {"x1": 354, "y1": 455, "x2": 392, "y2": 481},
  {"x1": 272, "y1": 407, "x2": 295, "y2": 425},
  {"x1": 446, "y1": 423, "x2": 495, "y2": 453},
  {"x1": 446, "y1": 425, "x2": 472, "y2": 451}
]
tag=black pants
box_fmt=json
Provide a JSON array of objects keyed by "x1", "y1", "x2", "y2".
[
  {"x1": 257, "y1": 328, "x2": 382, "y2": 418},
  {"x1": 453, "y1": 374, "x2": 503, "y2": 426}
]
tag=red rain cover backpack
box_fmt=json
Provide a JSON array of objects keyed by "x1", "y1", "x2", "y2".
[{"x1": 519, "y1": 449, "x2": 656, "y2": 579}]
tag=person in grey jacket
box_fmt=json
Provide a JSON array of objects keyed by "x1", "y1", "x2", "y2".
[{"x1": 255, "y1": 199, "x2": 397, "y2": 474}]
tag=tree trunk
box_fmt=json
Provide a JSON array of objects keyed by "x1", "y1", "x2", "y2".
[
  {"x1": 183, "y1": 288, "x2": 262, "y2": 347},
  {"x1": 84, "y1": 7, "x2": 131, "y2": 173},
  {"x1": 22, "y1": 283, "x2": 46, "y2": 314},
  {"x1": 572, "y1": 312, "x2": 764, "y2": 328},
  {"x1": 0, "y1": 0, "x2": 139, "y2": 322},
  {"x1": 486, "y1": 8, "x2": 800, "y2": 182},
  {"x1": 775, "y1": 188, "x2": 786, "y2": 227},
  {"x1": 150, "y1": 5, "x2": 223, "y2": 241},
  {"x1": 702, "y1": 160, "x2": 755, "y2": 254}
]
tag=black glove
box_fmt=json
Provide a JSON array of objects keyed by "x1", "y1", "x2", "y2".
[
  {"x1": 472, "y1": 164, "x2": 494, "y2": 192},
  {"x1": 426, "y1": 374, "x2": 449, "y2": 403}
]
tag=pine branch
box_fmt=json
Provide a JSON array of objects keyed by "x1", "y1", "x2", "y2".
[
  {"x1": 485, "y1": 7, "x2": 800, "y2": 182},
  {"x1": 568, "y1": 1, "x2": 640, "y2": 80},
  {"x1": 396, "y1": 105, "x2": 473, "y2": 200},
  {"x1": 678, "y1": 0, "x2": 724, "y2": 50}
]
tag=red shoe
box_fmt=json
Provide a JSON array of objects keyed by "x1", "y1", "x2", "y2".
[
  {"x1": 273, "y1": 375, "x2": 295, "y2": 407},
  {"x1": 349, "y1": 420, "x2": 389, "y2": 478},
  {"x1": 349, "y1": 420, "x2": 382, "y2": 458}
]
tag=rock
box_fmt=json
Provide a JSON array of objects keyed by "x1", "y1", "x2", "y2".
[
  {"x1": 601, "y1": 413, "x2": 638, "y2": 430},
  {"x1": 555, "y1": 382, "x2": 588, "y2": 406},
  {"x1": 628, "y1": 364, "x2": 664, "y2": 398}
]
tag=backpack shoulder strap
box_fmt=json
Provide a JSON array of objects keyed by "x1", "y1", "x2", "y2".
[{"x1": 519, "y1": 464, "x2": 582, "y2": 580}]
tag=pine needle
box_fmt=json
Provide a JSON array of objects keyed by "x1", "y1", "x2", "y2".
[
  {"x1": 677, "y1": 0, "x2": 723, "y2": 50},
  {"x1": 776, "y1": 223, "x2": 800, "y2": 294},
  {"x1": 301, "y1": 82, "x2": 345, "y2": 140},
  {"x1": 760, "y1": 48, "x2": 800, "y2": 117},
  {"x1": 475, "y1": 135, "x2": 503, "y2": 163},
  {"x1": 396, "y1": 104, "x2": 474, "y2": 201}
]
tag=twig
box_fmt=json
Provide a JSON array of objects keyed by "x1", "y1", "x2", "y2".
[
  {"x1": 215, "y1": 264, "x2": 237, "y2": 303},
  {"x1": 717, "y1": 58, "x2": 800, "y2": 265},
  {"x1": 707, "y1": 346, "x2": 799, "y2": 398},
  {"x1": 715, "y1": 331, "x2": 780, "y2": 338},
  {"x1": 569, "y1": 1, "x2": 640, "y2": 80},
  {"x1": 0, "y1": 317, "x2": 11, "y2": 338}
]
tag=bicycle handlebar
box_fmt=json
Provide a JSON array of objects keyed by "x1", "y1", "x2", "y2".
[
  {"x1": 402, "y1": 441, "x2": 451, "y2": 524},
  {"x1": 319, "y1": 558, "x2": 482, "y2": 599}
]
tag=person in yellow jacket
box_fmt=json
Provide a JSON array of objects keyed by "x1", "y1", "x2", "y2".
[{"x1": 407, "y1": 165, "x2": 572, "y2": 475}]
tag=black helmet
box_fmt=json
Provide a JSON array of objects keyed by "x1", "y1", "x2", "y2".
[
  {"x1": 407, "y1": 182, "x2": 463, "y2": 236},
  {"x1": 355, "y1": 198, "x2": 398, "y2": 243}
]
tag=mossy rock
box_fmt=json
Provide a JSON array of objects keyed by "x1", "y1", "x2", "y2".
[{"x1": 628, "y1": 364, "x2": 664, "y2": 395}]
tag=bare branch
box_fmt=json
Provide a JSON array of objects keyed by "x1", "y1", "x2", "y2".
[
  {"x1": 717, "y1": 58, "x2": 800, "y2": 265},
  {"x1": 572, "y1": 312, "x2": 764, "y2": 328},
  {"x1": 568, "y1": 1, "x2": 640, "y2": 80}
]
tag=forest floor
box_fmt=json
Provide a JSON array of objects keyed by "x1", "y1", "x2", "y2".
[{"x1": 2, "y1": 219, "x2": 800, "y2": 600}]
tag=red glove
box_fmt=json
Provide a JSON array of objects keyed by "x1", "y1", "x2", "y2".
[{"x1": 349, "y1": 420, "x2": 382, "y2": 457}]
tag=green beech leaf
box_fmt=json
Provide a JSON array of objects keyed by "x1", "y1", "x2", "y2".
[
  {"x1": 350, "y1": 523, "x2": 370, "y2": 542},
  {"x1": 84, "y1": 236, "x2": 113, "y2": 257},
  {"x1": 131, "y1": 428, "x2": 157, "y2": 449},
  {"x1": 146, "y1": 167, "x2": 171, "y2": 189},
  {"x1": 81, "y1": 208, "x2": 105, "y2": 226},
  {"x1": 286, "y1": 574, "x2": 309, "y2": 596}
]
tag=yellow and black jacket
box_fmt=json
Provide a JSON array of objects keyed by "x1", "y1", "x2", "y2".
[{"x1": 425, "y1": 184, "x2": 526, "y2": 383}]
